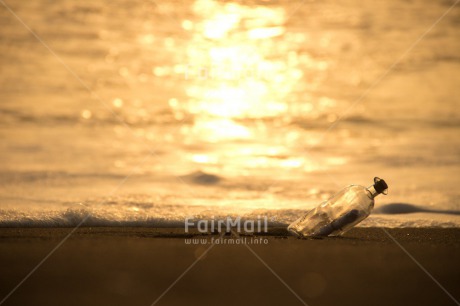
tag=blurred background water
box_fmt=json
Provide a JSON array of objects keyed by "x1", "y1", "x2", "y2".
[{"x1": 0, "y1": 0, "x2": 459, "y2": 227}]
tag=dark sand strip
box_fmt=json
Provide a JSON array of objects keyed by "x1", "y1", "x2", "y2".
[{"x1": 0, "y1": 228, "x2": 459, "y2": 306}]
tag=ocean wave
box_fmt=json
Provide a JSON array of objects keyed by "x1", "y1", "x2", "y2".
[
  {"x1": 1, "y1": 207, "x2": 459, "y2": 228},
  {"x1": 0, "y1": 208, "x2": 183, "y2": 228}
]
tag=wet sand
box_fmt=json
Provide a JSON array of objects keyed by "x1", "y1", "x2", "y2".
[{"x1": 0, "y1": 228, "x2": 459, "y2": 306}]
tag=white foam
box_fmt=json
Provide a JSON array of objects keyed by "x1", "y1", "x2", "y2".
[{"x1": 1, "y1": 207, "x2": 459, "y2": 228}]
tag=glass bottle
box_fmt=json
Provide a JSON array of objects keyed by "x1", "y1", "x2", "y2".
[{"x1": 288, "y1": 177, "x2": 388, "y2": 238}]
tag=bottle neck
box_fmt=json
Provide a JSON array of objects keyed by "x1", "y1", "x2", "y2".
[{"x1": 367, "y1": 185, "x2": 380, "y2": 199}]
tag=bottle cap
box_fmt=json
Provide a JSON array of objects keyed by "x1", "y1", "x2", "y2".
[{"x1": 374, "y1": 177, "x2": 388, "y2": 195}]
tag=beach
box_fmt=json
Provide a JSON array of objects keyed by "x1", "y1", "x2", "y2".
[
  {"x1": 1, "y1": 0, "x2": 460, "y2": 305},
  {"x1": 1, "y1": 227, "x2": 459, "y2": 306}
]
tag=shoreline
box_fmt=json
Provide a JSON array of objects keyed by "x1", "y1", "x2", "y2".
[{"x1": 0, "y1": 227, "x2": 459, "y2": 241}]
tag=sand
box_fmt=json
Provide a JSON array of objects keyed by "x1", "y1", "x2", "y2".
[{"x1": 0, "y1": 227, "x2": 459, "y2": 306}]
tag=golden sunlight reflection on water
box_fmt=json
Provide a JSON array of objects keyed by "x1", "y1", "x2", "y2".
[
  {"x1": 164, "y1": 0, "x2": 336, "y2": 174},
  {"x1": 104, "y1": 0, "x2": 348, "y2": 176},
  {"x1": 175, "y1": 1, "x2": 298, "y2": 129}
]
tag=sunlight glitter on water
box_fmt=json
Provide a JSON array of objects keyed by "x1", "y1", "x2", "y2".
[
  {"x1": 170, "y1": 0, "x2": 316, "y2": 144},
  {"x1": 158, "y1": 0, "x2": 338, "y2": 174}
]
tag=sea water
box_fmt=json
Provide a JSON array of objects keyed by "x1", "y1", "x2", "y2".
[{"x1": 1, "y1": 0, "x2": 459, "y2": 228}]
